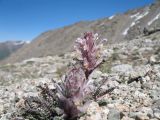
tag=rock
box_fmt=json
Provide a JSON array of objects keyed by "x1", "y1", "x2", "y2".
[
  {"x1": 137, "y1": 107, "x2": 153, "y2": 118},
  {"x1": 142, "y1": 82, "x2": 152, "y2": 89},
  {"x1": 115, "y1": 104, "x2": 129, "y2": 112},
  {"x1": 102, "y1": 49, "x2": 114, "y2": 58},
  {"x1": 156, "y1": 72, "x2": 160, "y2": 81},
  {"x1": 107, "y1": 104, "x2": 115, "y2": 108},
  {"x1": 144, "y1": 76, "x2": 150, "y2": 82},
  {"x1": 81, "y1": 101, "x2": 109, "y2": 120},
  {"x1": 108, "y1": 108, "x2": 120, "y2": 120},
  {"x1": 121, "y1": 116, "x2": 135, "y2": 120},
  {"x1": 150, "y1": 90, "x2": 160, "y2": 101},
  {"x1": 0, "y1": 104, "x2": 4, "y2": 115},
  {"x1": 118, "y1": 54, "x2": 128, "y2": 59},
  {"x1": 153, "y1": 99, "x2": 160, "y2": 108},
  {"x1": 143, "y1": 98, "x2": 152, "y2": 106},
  {"x1": 109, "y1": 74, "x2": 120, "y2": 82},
  {"x1": 139, "y1": 47, "x2": 153, "y2": 53},
  {"x1": 129, "y1": 112, "x2": 138, "y2": 118},
  {"x1": 135, "y1": 114, "x2": 150, "y2": 120},
  {"x1": 15, "y1": 99, "x2": 25, "y2": 108},
  {"x1": 154, "y1": 112, "x2": 160, "y2": 119},
  {"x1": 129, "y1": 112, "x2": 151, "y2": 120},
  {"x1": 0, "y1": 113, "x2": 12, "y2": 120},
  {"x1": 150, "y1": 55, "x2": 157, "y2": 63},
  {"x1": 134, "y1": 90, "x2": 147, "y2": 99},
  {"x1": 3, "y1": 103, "x2": 10, "y2": 113},
  {"x1": 130, "y1": 65, "x2": 152, "y2": 78},
  {"x1": 90, "y1": 70, "x2": 102, "y2": 79},
  {"x1": 111, "y1": 64, "x2": 133, "y2": 73},
  {"x1": 106, "y1": 80, "x2": 119, "y2": 88}
]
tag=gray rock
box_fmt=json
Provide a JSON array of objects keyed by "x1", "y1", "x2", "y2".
[
  {"x1": 111, "y1": 64, "x2": 133, "y2": 73},
  {"x1": 90, "y1": 70, "x2": 102, "y2": 79},
  {"x1": 150, "y1": 90, "x2": 160, "y2": 101},
  {"x1": 108, "y1": 109, "x2": 120, "y2": 120},
  {"x1": 153, "y1": 99, "x2": 160, "y2": 107},
  {"x1": 0, "y1": 113, "x2": 12, "y2": 120},
  {"x1": 154, "y1": 112, "x2": 160, "y2": 119},
  {"x1": 141, "y1": 82, "x2": 153, "y2": 89},
  {"x1": 135, "y1": 114, "x2": 150, "y2": 120},
  {"x1": 129, "y1": 112, "x2": 150, "y2": 120},
  {"x1": 129, "y1": 112, "x2": 138, "y2": 118},
  {"x1": 137, "y1": 107, "x2": 153, "y2": 118}
]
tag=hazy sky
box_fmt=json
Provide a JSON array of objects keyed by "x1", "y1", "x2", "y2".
[{"x1": 0, "y1": 0, "x2": 155, "y2": 41}]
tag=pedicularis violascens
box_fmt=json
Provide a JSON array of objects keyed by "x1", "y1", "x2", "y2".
[{"x1": 16, "y1": 33, "x2": 108, "y2": 120}]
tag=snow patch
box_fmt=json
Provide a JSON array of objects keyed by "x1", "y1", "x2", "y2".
[
  {"x1": 122, "y1": 27, "x2": 130, "y2": 35},
  {"x1": 130, "y1": 12, "x2": 140, "y2": 18},
  {"x1": 130, "y1": 22, "x2": 136, "y2": 27},
  {"x1": 130, "y1": 10, "x2": 149, "y2": 20},
  {"x1": 109, "y1": 15, "x2": 115, "y2": 20},
  {"x1": 25, "y1": 41, "x2": 31, "y2": 44},
  {"x1": 135, "y1": 11, "x2": 149, "y2": 21},
  {"x1": 148, "y1": 13, "x2": 160, "y2": 26},
  {"x1": 122, "y1": 10, "x2": 149, "y2": 36}
]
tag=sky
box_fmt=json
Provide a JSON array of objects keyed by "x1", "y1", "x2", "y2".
[{"x1": 0, "y1": 0, "x2": 155, "y2": 42}]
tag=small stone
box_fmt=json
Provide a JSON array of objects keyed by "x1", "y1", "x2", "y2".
[
  {"x1": 129, "y1": 112, "x2": 137, "y2": 118},
  {"x1": 150, "y1": 90, "x2": 160, "y2": 101},
  {"x1": 130, "y1": 65, "x2": 151, "y2": 78},
  {"x1": 154, "y1": 112, "x2": 160, "y2": 119},
  {"x1": 15, "y1": 99, "x2": 25, "y2": 108},
  {"x1": 84, "y1": 101, "x2": 109, "y2": 120},
  {"x1": 150, "y1": 55, "x2": 156, "y2": 63},
  {"x1": 137, "y1": 107, "x2": 153, "y2": 118},
  {"x1": 108, "y1": 108, "x2": 120, "y2": 120},
  {"x1": 111, "y1": 64, "x2": 133, "y2": 73},
  {"x1": 101, "y1": 107, "x2": 110, "y2": 120},
  {"x1": 90, "y1": 70, "x2": 102, "y2": 79},
  {"x1": 0, "y1": 104, "x2": 4, "y2": 115},
  {"x1": 135, "y1": 114, "x2": 150, "y2": 120},
  {"x1": 107, "y1": 104, "x2": 115, "y2": 108},
  {"x1": 115, "y1": 104, "x2": 129, "y2": 112},
  {"x1": 121, "y1": 116, "x2": 135, "y2": 120},
  {"x1": 3, "y1": 103, "x2": 10, "y2": 112},
  {"x1": 142, "y1": 83, "x2": 152, "y2": 89},
  {"x1": 145, "y1": 76, "x2": 150, "y2": 81},
  {"x1": 0, "y1": 113, "x2": 12, "y2": 120},
  {"x1": 156, "y1": 73, "x2": 160, "y2": 81},
  {"x1": 48, "y1": 84, "x2": 56, "y2": 89},
  {"x1": 153, "y1": 99, "x2": 160, "y2": 108}
]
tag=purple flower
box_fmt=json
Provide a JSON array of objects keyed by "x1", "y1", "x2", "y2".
[
  {"x1": 56, "y1": 32, "x2": 104, "y2": 118},
  {"x1": 75, "y1": 32, "x2": 103, "y2": 77}
]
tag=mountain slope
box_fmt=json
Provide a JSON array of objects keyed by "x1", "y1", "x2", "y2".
[
  {"x1": 0, "y1": 41, "x2": 28, "y2": 60},
  {"x1": 1, "y1": 1, "x2": 160, "y2": 64},
  {"x1": 0, "y1": 31, "x2": 160, "y2": 119}
]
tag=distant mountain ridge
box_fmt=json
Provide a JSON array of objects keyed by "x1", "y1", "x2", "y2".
[
  {"x1": 0, "y1": 41, "x2": 29, "y2": 60},
  {"x1": 1, "y1": 1, "x2": 160, "y2": 64}
]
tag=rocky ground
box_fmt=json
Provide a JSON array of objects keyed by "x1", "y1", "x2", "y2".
[{"x1": 0, "y1": 32, "x2": 160, "y2": 120}]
